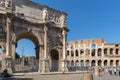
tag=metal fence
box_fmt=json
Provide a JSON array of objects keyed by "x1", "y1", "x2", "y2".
[
  {"x1": 0, "y1": 60, "x2": 92, "y2": 73},
  {"x1": 67, "y1": 66, "x2": 91, "y2": 72},
  {"x1": 14, "y1": 60, "x2": 39, "y2": 73}
]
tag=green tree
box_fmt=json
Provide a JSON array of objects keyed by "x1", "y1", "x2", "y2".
[{"x1": 15, "y1": 52, "x2": 20, "y2": 59}]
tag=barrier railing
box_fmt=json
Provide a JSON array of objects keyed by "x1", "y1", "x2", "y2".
[
  {"x1": 0, "y1": 60, "x2": 92, "y2": 73},
  {"x1": 14, "y1": 60, "x2": 39, "y2": 73}
]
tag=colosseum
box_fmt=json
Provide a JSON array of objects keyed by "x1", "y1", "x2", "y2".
[{"x1": 66, "y1": 38, "x2": 120, "y2": 69}]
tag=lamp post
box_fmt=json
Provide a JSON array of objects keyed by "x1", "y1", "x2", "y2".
[{"x1": 22, "y1": 46, "x2": 24, "y2": 67}]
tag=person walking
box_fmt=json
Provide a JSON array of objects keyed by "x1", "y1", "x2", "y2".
[
  {"x1": 113, "y1": 67, "x2": 116, "y2": 75},
  {"x1": 109, "y1": 67, "x2": 112, "y2": 75}
]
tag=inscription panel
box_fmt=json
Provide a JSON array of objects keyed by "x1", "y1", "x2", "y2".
[
  {"x1": 12, "y1": 0, "x2": 67, "y2": 28},
  {"x1": 13, "y1": 0, "x2": 43, "y2": 23}
]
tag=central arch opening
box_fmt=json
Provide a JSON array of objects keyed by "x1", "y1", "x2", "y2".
[
  {"x1": 15, "y1": 32, "x2": 40, "y2": 73},
  {"x1": 50, "y1": 49, "x2": 59, "y2": 72}
]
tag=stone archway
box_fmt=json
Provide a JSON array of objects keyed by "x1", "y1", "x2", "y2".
[
  {"x1": 98, "y1": 60, "x2": 102, "y2": 67},
  {"x1": 50, "y1": 49, "x2": 59, "y2": 72},
  {"x1": 86, "y1": 60, "x2": 90, "y2": 66},
  {"x1": 16, "y1": 32, "x2": 39, "y2": 60},
  {"x1": 104, "y1": 60, "x2": 108, "y2": 67},
  {"x1": 0, "y1": 0, "x2": 68, "y2": 73},
  {"x1": 91, "y1": 60, "x2": 95, "y2": 67},
  {"x1": 116, "y1": 60, "x2": 119, "y2": 67},
  {"x1": 0, "y1": 47, "x2": 2, "y2": 54},
  {"x1": 15, "y1": 32, "x2": 40, "y2": 72}
]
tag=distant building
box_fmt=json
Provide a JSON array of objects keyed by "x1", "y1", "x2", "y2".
[{"x1": 66, "y1": 38, "x2": 120, "y2": 68}]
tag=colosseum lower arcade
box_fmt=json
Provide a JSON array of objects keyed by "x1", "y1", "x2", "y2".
[{"x1": 66, "y1": 38, "x2": 120, "y2": 69}]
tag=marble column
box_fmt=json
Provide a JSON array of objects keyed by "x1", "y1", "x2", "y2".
[
  {"x1": 11, "y1": 43, "x2": 16, "y2": 72},
  {"x1": 107, "y1": 48, "x2": 110, "y2": 55},
  {"x1": 41, "y1": 25, "x2": 49, "y2": 73},
  {"x1": 3, "y1": 17, "x2": 13, "y2": 73},
  {"x1": 38, "y1": 45, "x2": 43, "y2": 73},
  {"x1": 6, "y1": 17, "x2": 11, "y2": 57},
  {"x1": 44, "y1": 25, "x2": 48, "y2": 59},
  {"x1": 61, "y1": 29, "x2": 68, "y2": 72},
  {"x1": 95, "y1": 60, "x2": 98, "y2": 67},
  {"x1": 95, "y1": 48, "x2": 98, "y2": 57},
  {"x1": 108, "y1": 60, "x2": 110, "y2": 66}
]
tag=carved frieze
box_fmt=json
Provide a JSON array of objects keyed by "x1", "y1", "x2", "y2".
[
  {"x1": 0, "y1": 20, "x2": 6, "y2": 40},
  {"x1": 0, "y1": 0, "x2": 11, "y2": 8},
  {"x1": 43, "y1": 8, "x2": 66, "y2": 27},
  {"x1": 47, "y1": 29, "x2": 63, "y2": 49},
  {"x1": 10, "y1": 33, "x2": 16, "y2": 44}
]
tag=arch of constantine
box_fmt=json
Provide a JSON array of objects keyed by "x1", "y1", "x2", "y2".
[{"x1": 0, "y1": 0, "x2": 68, "y2": 73}]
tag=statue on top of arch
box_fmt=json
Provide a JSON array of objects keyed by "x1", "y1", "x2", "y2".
[
  {"x1": 43, "y1": 8, "x2": 48, "y2": 22},
  {"x1": 0, "y1": 0, "x2": 11, "y2": 8}
]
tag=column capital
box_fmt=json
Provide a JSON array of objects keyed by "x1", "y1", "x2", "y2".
[
  {"x1": 62, "y1": 27, "x2": 69, "y2": 32},
  {"x1": 62, "y1": 30, "x2": 66, "y2": 36},
  {"x1": 7, "y1": 17, "x2": 11, "y2": 23},
  {"x1": 44, "y1": 25, "x2": 48, "y2": 31}
]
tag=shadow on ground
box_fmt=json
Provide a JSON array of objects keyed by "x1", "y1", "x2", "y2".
[{"x1": 3, "y1": 78, "x2": 33, "y2": 80}]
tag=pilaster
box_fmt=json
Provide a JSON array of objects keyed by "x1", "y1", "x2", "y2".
[
  {"x1": 61, "y1": 29, "x2": 68, "y2": 72},
  {"x1": 4, "y1": 17, "x2": 13, "y2": 73},
  {"x1": 41, "y1": 25, "x2": 49, "y2": 73},
  {"x1": 6, "y1": 17, "x2": 11, "y2": 57}
]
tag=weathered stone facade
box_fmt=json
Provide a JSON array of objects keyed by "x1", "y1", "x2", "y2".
[
  {"x1": 0, "y1": 0, "x2": 68, "y2": 73},
  {"x1": 66, "y1": 38, "x2": 120, "y2": 67}
]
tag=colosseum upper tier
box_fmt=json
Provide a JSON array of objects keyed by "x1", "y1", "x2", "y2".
[{"x1": 66, "y1": 38, "x2": 120, "y2": 67}]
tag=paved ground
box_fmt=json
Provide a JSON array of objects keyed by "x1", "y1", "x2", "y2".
[
  {"x1": 4, "y1": 72, "x2": 120, "y2": 80},
  {"x1": 94, "y1": 73, "x2": 120, "y2": 80}
]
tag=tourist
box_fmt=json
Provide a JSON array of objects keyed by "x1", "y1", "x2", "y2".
[
  {"x1": 1, "y1": 69, "x2": 11, "y2": 79},
  {"x1": 109, "y1": 67, "x2": 112, "y2": 75},
  {"x1": 99, "y1": 67, "x2": 103, "y2": 76},
  {"x1": 113, "y1": 67, "x2": 117, "y2": 75}
]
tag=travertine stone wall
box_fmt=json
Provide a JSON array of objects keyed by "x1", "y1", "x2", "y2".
[{"x1": 67, "y1": 38, "x2": 120, "y2": 67}]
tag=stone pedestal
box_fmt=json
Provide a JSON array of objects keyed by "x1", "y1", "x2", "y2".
[
  {"x1": 61, "y1": 59, "x2": 68, "y2": 73},
  {"x1": 2, "y1": 56, "x2": 13, "y2": 74},
  {"x1": 94, "y1": 66, "x2": 99, "y2": 76},
  {"x1": 41, "y1": 59, "x2": 49, "y2": 73},
  {"x1": 83, "y1": 73, "x2": 93, "y2": 80}
]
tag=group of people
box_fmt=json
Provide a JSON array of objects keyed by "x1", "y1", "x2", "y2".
[
  {"x1": 109, "y1": 67, "x2": 120, "y2": 76},
  {"x1": 99, "y1": 67, "x2": 120, "y2": 76}
]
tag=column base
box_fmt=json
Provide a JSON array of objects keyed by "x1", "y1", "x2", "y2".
[
  {"x1": 41, "y1": 59, "x2": 49, "y2": 73},
  {"x1": 2, "y1": 56, "x2": 13, "y2": 74},
  {"x1": 61, "y1": 59, "x2": 68, "y2": 73}
]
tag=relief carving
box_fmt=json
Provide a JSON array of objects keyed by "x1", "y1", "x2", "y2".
[
  {"x1": 48, "y1": 29, "x2": 62, "y2": 48},
  {"x1": 43, "y1": 8, "x2": 48, "y2": 22},
  {"x1": 0, "y1": 0, "x2": 11, "y2": 8},
  {"x1": 60, "y1": 14, "x2": 66, "y2": 27},
  {"x1": 11, "y1": 33, "x2": 16, "y2": 44}
]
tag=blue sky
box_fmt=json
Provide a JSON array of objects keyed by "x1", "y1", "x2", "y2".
[
  {"x1": 16, "y1": 39, "x2": 35, "y2": 57},
  {"x1": 31, "y1": 0, "x2": 120, "y2": 43},
  {"x1": 16, "y1": 0, "x2": 120, "y2": 56}
]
